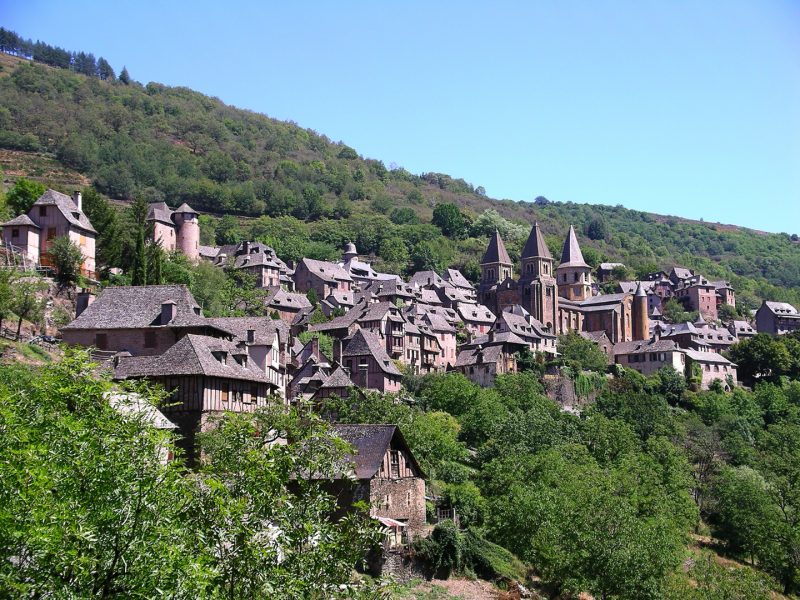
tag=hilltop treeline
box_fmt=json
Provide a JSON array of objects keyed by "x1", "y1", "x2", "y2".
[
  {"x1": 1, "y1": 37, "x2": 799, "y2": 306},
  {"x1": 0, "y1": 27, "x2": 120, "y2": 81}
]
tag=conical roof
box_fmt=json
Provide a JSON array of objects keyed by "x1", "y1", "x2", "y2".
[
  {"x1": 635, "y1": 281, "x2": 647, "y2": 297},
  {"x1": 558, "y1": 225, "x2": 589, "y2": 268},
  {"x1": 481, "y1": 230, "x2": 511, "y2": 265},
  {"x1": 521, "y1": 222, "x2": 551, "y2": 259}
]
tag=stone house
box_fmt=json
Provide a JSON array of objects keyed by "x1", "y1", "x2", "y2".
[
  {"x1": 493, "y1": 306, "x2": 557, "y2": 356},
  {"x1": 264, "y1": 287, "x2": 313, "y2": 324},
  {"x1": 327, "y1": 424, "x2": 427, "y2": 546},
  {"x1": 674, "y1": 276, "x2": 718, "y2": 321},
  {"x1": 456, "y1": 303, "x2": 496, "y2": 339},
  {"x1": 756, "y1": 301, "x2": 800, "y2": 335},
  {"x1": 339, "y1": 329, "x2": 402, "y2": 393},
  {"x1": 294, "y1": 258, "x2": 353, "y2": 299},
  {"x1": 684, "y1": 349, "x2": 738, "y2": 390},
  {"x1": 113, "y1": 333, "x2": 275, "y2": 460},
  {"x1": 61, "y1": 284, "x2": 231, "y2": 356},
  {"x1": 454, "y1": 342, "x2": 518, "y2": 387},
  {"x1": 1, "y1": 189, "x2": 97, "y2": 277},
  {"x1": 612, "y1": 338, "x2": 686, "y2": 377},
  {"x1": 728, "y1": 320, "x2": 756, "y2": 339}
]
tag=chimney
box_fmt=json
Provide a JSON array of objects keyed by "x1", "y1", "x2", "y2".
[
  {"x1": 242, "y1": 241, "x2": 251, "y2": 255},
  {"x1": 75, "y1": 290, "x2": 95, "y2": 318},
  {"x1": 246, "y1": 328, "x2": 255, "y2": 343},
  {"x1": 310, "y1": 335, "x2": 320, "y2": 357},
  {"x1": 73, "y1": 191, "x2": 82, "y2": 212},
  {"x1": 161, "y1": 301, "x2": 176, "y2": 325}
]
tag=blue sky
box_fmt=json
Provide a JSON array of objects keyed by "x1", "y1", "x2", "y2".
[{"x1": 4, "y1": 1, "x2": 800, "y2": 233}]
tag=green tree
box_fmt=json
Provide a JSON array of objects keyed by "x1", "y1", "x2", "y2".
[
  {"x1": 0, "y1": 269, "x2": 16, "y2": 332},
  {"x1": 431, "y1": 202, "x2": 466, "y2": 238},
  {"x1": 118, "y1": 65, "x2": 130, "y2": 84},
  {"x1": 662, "y1": 297, "x2": 699, "y2": 324},
  {"x1": 557, "y1": 331, "x2": 609, "y2": 373},
  {"x1": 48, "y1": 236, "x2": 84, "y2": 287},
  {"x1": 727, "y1": 334, "x2": 793, "y2": 386},
  {"x1": 12, "y1": 277, "x2": 47, "y2": 339},
  {"x1": 81, "y1": 187, "x2": 122, "y2": 270},
  {"x1": 5, "y1": 178, "x2": 45, "y2": 215},
  {"x1": 586, "y1": 216, "x2": 608, "y2": 240}
]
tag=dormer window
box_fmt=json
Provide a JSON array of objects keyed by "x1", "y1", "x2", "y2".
[
  {"x1": 39, "y1": 206, "x2": 47, "y2": 217},
  {"x1": 212, "y1": 351, "x2": 227, "y2": 365}
]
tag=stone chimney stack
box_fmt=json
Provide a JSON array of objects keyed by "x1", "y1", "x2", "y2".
[
  {"x1": 73, "y1": 191, "x2": 82, "y2": 212},
  {"x1": 247, "y1": 328, "x2": 255, "y2": 343},
  {"x1": 75, "y1": 290, "x2": 95, "y2": 318}
]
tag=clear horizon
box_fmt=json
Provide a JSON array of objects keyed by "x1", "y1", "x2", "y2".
[{"x1": 4, "y1": 1, "x2": 800, "y2": 234}]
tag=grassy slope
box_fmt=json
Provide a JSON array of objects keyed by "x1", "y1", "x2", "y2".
[{"x1": 0, "y1": 52, "x2": 798, "y2": 305}]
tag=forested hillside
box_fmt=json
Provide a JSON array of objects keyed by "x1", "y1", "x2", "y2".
[{"x1": 1, "y1": 45, "x2": 799, "y2": 307}]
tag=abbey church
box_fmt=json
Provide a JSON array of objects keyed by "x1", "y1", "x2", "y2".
[{"x1": 478, "y1": 223, "x2": 649, "y2": 343}]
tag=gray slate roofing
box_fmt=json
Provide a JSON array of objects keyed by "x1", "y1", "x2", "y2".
[
  {"x1": 299, "y1": 258, "x2": 353, "y2": 283},
  {"x1": 481, "y1": 230, "x2": 512, "y2": 265},
  {"x1": 522, "y1": 222, "x2": 551, "y2": 259},
  {"x1": 32, "y1": 189, "x2": 96, "y2": 234},
  {"x1": 619, "y1": 280, "x2": 656, "y2": 294},
  {"x1": 443, "y1": 268, "x2": 474, "y2": 290},
  {"x1": 457, "y1": 303, "x2": 496, "y2": 324},
  {"x1": 558, "y1": 225, "x2": 588, "y2": 268},
  {"x1": 320, "y1": 366, "x2": 355, "y2": 389},
  {"x1": 146, "y1": 202, "x2": 174, "y2": 225},
  {"x1": 613, "y1": 338, "x2": 680, "y2": 355},
  {"x1": 1, "y1": 214, "x2": 40, "y2": 228},
  {"x1": 409, "y1": 270, "x2": 446, "y2": 288},
  {"x1": 205, "y1": 317, "x2": 281, "y2": 346},
  {"x1": 174, "y1": 203, "x2": 197, "y2": 214},
  {"x1": 115, "y1": 334, "x2": 270, "y2": 383},
  {"x1": 265, "y1": 288, "x2": 312, "y2": 311},
  {"x1": 342, "y1": 329, "x2": 402, "y2": 375},
  {"x1": 455, "y1": 344, "x2": 505, "y2": 367},
  {"x1": 764, "y1": 301, "x2": 799, "y2": 315},
  {"x1": 332, "y1": 424, "x2": 423, "y2": 479},
  {"x1": 62, "y1": 284, "x2": 215, "y2": 331},
  {"x1": 684, "y1": 349, "x2": 736, "y2": 365}
]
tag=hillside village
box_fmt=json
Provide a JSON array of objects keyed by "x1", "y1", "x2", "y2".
[{"x1": 2, "y1": 187, "x2": 799, "y2": 584}]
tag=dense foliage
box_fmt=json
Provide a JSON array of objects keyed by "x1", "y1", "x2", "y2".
[{"x1": 0, "y1": 351, "x2": 383, "y2": 598}]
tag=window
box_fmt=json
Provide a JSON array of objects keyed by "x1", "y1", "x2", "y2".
[
  {"x1": 95, "y1": 333, "x2": 108, "y2": 350},
  {"x1": 47, "y1": 227, "x2": 56, "y2": 241},
  {"x1": 11, "y1": 229, "x2": 19, "y2": 238},
  {"x1": 250, "y1": 384, "x2": 259, "y2": 403},
  {"x1": 221, "y1": 382, "x2": 229, "y2": 402},
  {"x1": 390, "y1": 450, "x2": 400, "y2": 478},
  {"x1": 144, "y1": 331, "x2": 156, "y2": 348},
  {"x1": 39, "y1": 206, "x2": 47, "y2": 217}
]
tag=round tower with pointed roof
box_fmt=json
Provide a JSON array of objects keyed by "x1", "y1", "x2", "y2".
[
  {"x1": 343, "y1": 241, "x2": 358, "y2": 263},
  {"x1": 633, "y1": 282, "x2": 650, "y2": 341},
  {"x1": 480, "y1": 230, "x2": 513, "y2": 286},
  {"x1": 173, "y1": 203, "x2": 200, "y2": 262},
  {"x1": 555, "y1": 225, "x2": 592, "y2": 301}
]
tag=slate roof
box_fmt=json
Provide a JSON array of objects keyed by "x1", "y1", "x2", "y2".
[
  {"x1": 422, "y1": 311, "x2": 456, "y2": 333},
  {"x1": 174, "y1": 203, "x2": 197, "y2": 214},
  {"x1": 619, "y1": 280, "x2": 656, "y2": 294},
  {"x1": 320, "y1": 366, "x2": 355, "y2": 389},
  {"x1": 1, "y1": 214, "x2": 40, "y2": 228},
  {"x1": 299, "y1": 258, "x2": 353, "y2": 283},
  {"x1": 114, "y1": 334, "x2": 270, "y2": 383},
  {"x1": 32, "y1": 189, "x2": 96, "y2": 234},
  {"x1": 481, "y1": 230, "x2": 512, "y2": 265},
  {"x1": 457, "y1": 303, "x2": 496, "y2": 324},
  {"x1": 265, "y1": 288, "x2": 312, "y2": 311},
  {"x1": 684, "y1": 349, "x2": 736, "y2": 365},
  {"x1": 764, "y1": 301, "x2": 799, "y2": 315},
  {"x1": 443, "y1": 269, "x2": 474, "y2": 290},
  {"x1": 62, "y1": 285, "x2": 215, "y2": 331},
  {"x1": 522, "y1": 222, "x2": 551, "y2": 259},
  {"x1": 409, "y1": 270, "x2": 446, "y2": 288},
  {"x1": 558, "y1": 225, "x2": 588, "y2": 268},
  {"x1": 332, "y1": 424, "x2": 423, "y2": 479},
  {"x1": 205, "y1": 317, "x2": 281, "y2": 346},
  {"x1": 599, "y1": 262, "x2": 625, "y2": 271},
  {"x1": 106, "y1": 391, "x2": 175, "y2": 429},
  {"x1": 465, "y1": 331, "x2": 529, "y2": 348},
  {"x1": 146, "y1": 202, "x2": 174, "y2": 225},
  {"x1": 455, "y1": 344, "x2": 505, "y2": 367},
  {"x1": 342, "y1": 329, "x2": 402, "y2": 375},
  {"x1": 613, "y1": 338, "x2": 680, "y2": 355}
]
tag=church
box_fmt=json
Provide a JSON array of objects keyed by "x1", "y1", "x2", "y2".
[{"x1": 478, "y1": 223, "x2": 648, "y2": 343}]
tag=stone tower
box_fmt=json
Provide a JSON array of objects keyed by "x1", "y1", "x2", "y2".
[
  {"x1": 479, "y1": 230, "x2": 513, "y2": 307},
  {"x1": 343, "y1": 241, "x2": 358, "y2": 263},
  {"x1": 173, "y1": 203, "x2": 200, "y2": 262},
  {"x1": 519, "y1": 222, "x2": 558, "y2": 331},
  {"x1": 632, "y1": 281, "x2": 650, "y2": 341},
  {"x1": 555, "y1": 225, "x2": 592, "y2": 301}
]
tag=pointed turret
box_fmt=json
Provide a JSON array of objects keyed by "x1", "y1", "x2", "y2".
[
  {"x1": 559, "y1": 225, "x2": 589, "y2": 268},
  {"x1": 555, "y1": 225, "x2": 592, "y2": 301},
  {"x1": 481, "y1": 230, "x2": 512, "y2": 265},
  {"x1": 522, "y1": 222, "x2": 551, "y2": 259}
]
